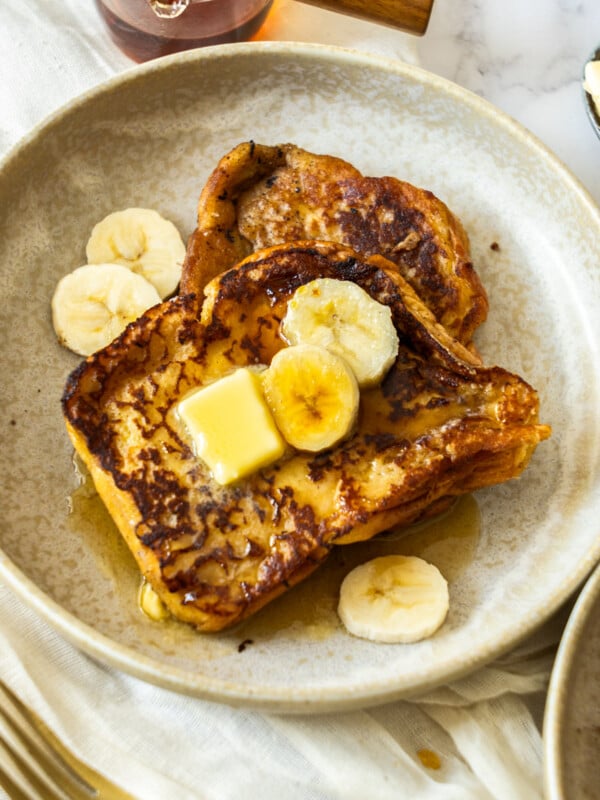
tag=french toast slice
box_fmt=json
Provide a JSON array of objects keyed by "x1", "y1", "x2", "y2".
[
  {"x1": 182, "y1": 142, "x2": 488, "y2": 346},
  {"x1": 63, "y1": 241, "x2": 550, "y2": 632}
]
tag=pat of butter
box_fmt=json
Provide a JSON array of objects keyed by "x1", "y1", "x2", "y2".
[{"x1": 177, "y1": 367, "x2": 286, "y2": 485}]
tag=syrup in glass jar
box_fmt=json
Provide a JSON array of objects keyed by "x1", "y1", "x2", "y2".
[{"x1": 96, "y1": 0, "x2": 274, "y2": 62}]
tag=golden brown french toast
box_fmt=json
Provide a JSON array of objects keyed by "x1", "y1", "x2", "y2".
[
  {"x1": 182, "y1": 142, "x2": 488, "y2": 346},
  {"x1": 63, "y1": 241, "x2": 549, "y2": 632}
]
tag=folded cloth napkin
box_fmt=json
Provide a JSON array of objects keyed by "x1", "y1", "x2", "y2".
[
  {"x1": 0, "y1": 2, "x2": 561, "y2": 798},
  {"x1": 0, "y1": 583, "x2": 566, "y2": 800}
]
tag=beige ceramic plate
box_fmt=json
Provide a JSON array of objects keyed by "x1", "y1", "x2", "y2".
[
  {"x1": 544, "y1": 564, "x2": 600, "y2": 799},
  {"x1": 1, "y1": 43, "x2": 600, "y2": 713}
]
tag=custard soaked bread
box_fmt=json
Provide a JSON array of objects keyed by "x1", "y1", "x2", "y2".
[
  {"x1": 182, "y1": 142, "x2": 488, "y2": 347},
  {"x1": 63, "y1": 242, "x2": 550, "y2": 632}
]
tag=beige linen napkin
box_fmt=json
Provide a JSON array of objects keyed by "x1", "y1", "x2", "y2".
[
  {"x1": 0, "y1": 1, "x2": 559, "y2": 798},
  {"x1": 0, "y1": 583, "x2": 565, "y2": 800}
]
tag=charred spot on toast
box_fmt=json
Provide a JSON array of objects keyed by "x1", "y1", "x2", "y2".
[{"x1": 182, "y1": 142, "x2": 488, "y2": 347}]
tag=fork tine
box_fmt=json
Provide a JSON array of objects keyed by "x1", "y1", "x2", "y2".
[
  {"x1": 0, "y1": 735, "x2": 46, "y2": 800},
  {"x1": 0, "y1": 680, "x2": 137, "y2": 800},
  {"x1": 0, "y1": 708, "x2": 74, "y2": 800},
  {"x1": 0, "y1": 716, "x2": 87, "y2": 800},
  {"x1": 0, "y1": 681, "x2": 96, "y2": 799}
]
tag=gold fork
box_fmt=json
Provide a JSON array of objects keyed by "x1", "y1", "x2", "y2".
[{"x1": 0, "y1": 679, "x2": 135, "y2": 800}]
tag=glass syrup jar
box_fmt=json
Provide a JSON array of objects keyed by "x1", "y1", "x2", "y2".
[
  {"x1": 96, "y1": 0, "x2": 435, "y2": 63},
  {"x1": 95, "y1": 0, "x2": 275, "y2": 62}
]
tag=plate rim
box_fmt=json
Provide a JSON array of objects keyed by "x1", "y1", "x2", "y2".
[
  {"x1": 1, "y1": 40, "x2": 600, "y2": 712},
  {"x1": 543, "y1": 562, "x2": 600, "y2": 799}
]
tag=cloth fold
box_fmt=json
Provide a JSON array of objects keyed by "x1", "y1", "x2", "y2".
[
  {"x1": 0, "y1": 1, "x2": 564, "y2": 798},
  {"x1": 0, "y1": 584, "x2": 566, "y2": 799}
]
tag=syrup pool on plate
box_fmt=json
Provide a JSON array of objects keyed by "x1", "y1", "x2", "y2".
[
  {"x1": 96, "y1": 0, "x2": 274, "y2": 62},
  {"x1": 234, "y1": 494, "x2": 481, "y2": 642},
  {"x1": 69, "y1": 464, "x2": 480, "y2": 641}
]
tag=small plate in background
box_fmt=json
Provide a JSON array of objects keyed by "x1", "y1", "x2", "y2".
[
  {"x1": 544, "y1": 563, "x2": 600, "y2": 799},
  {"x1": 583, "y1": 46, "x2": 600, "y2": 140}
]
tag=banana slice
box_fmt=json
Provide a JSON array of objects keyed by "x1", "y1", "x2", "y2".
[
  {"x1": 86, "y1": 207, "x2": 185, "y2": 299},
  {"x1": 338, "y1": 555, "x2": 449, "y2": 643},
  {"x1": 263, "y1": 343, "x2": 359, "y2": 452},
  {"x1": 281, "y1": 278, "x2": 399, "y2": 388},
  {"x1": 52, "y1": 263, "x2": 161, "y2": 356}
]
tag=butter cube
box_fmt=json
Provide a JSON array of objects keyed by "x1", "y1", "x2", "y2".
[{"x1": 177, "y1": 368, "x2": 286, "y2": 485}]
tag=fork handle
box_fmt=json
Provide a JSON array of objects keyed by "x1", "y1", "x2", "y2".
[{"x1": 294, "y1": 0, "x2": 435, "y2": 35}]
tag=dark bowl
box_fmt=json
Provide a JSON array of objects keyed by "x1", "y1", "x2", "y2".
[{"x1": 583, "y1": 46, "x2": 600, "y2": 140}]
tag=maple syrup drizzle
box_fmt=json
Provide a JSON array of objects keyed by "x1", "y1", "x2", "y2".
[
  {"x1": 68, "y1": 467, "x2": 481, "y2": 640},
  {"x1": 234, "y1": 494, "x2": 481, "y2": 640}
]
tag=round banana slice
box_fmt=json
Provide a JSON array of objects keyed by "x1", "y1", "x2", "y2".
[
  {"x1": 338, "y1": 555, "x2": 449, "y2": 644},
  {"x1": 263, "y1": 343, "x2": 359, "y2": 452},
  {"x1": 281, "y1": 278, "x2": 399, "y2": 388},
  {"x1": 52, "y1": 263, "x2": 161, "y2": 356},
  {"x1": 86, "y1": 207, "x2": 185, "y2": 299}
]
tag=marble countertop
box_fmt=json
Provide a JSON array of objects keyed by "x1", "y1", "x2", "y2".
[{"x1": 419, "y1": 0, "x2": 600, "y2": 206}]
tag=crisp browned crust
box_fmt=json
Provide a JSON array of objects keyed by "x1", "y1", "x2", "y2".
[
  {"x1": 63, "y1": 242, "x2": 549, "y2": 631},
  {"x1": 182, "y1": 142, "x2": 488, "y2": 346}
]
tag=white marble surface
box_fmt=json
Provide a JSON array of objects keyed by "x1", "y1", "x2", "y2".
[{"x1": 419, "y1": 0, "x2": 600, "y2": 205}]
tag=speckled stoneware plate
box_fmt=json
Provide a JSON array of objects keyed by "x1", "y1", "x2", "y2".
[
  {"x1": 544, "y1": 564, "x2": 600, "y2": 799},
  {"x1": 1, "y1": 42, "x2": 600, "y2": 713}
]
